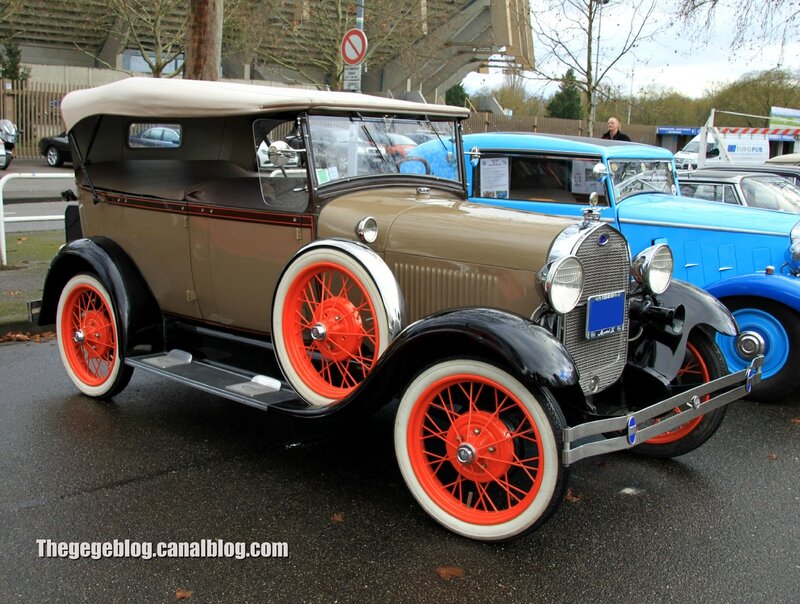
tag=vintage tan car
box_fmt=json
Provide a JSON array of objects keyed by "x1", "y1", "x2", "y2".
[{"x1": 37, "y1": 78, "x2": 762, "y2": 541}]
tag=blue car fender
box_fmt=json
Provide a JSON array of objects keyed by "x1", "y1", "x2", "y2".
[{"x1": 704, "y1": 273, "x2": 800, "y2": 311}]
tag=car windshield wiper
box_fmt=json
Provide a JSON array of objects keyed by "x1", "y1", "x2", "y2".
[
  {"x1": 360, "y1": 124, "x2": 388, "y2": 166},
  {"x1": 425, "y1": 117, "x2": 448, "y2": 151}
]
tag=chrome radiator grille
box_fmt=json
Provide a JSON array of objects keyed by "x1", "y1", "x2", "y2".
[{"x1": 561, "y1": 224, "x2": 630, "y2": 394}]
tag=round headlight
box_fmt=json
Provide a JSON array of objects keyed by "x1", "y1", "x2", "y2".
[
  {"x1": 791, "y1": 220, "x2": 800, "y2": 242},
  {"x1": 632, "y1": 244, "x2": 673, "y2": 294},
  {"x1": 355, "y1": 216, "x2": 378, "y2": 243},
  {"x1": 791, "y1": 240, "x2": 800, "y2": 263},
  {"x1": 544, "y1": 256, "x2": 584, "y2": 314}
]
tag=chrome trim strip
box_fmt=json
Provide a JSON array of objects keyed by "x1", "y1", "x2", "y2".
[
  {"x1": 618, "y1": 218, "x2": 785, "y2": 237},
  {"x1": 561, "y1": 355, "x2": 763, "y2": 465}
]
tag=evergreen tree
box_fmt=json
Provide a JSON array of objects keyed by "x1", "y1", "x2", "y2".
[
  {"x1": 445, "y1": 83, "x2": 469, "y2": 107},
  {"x1": 0, "y1": 38, "x2": 31, "y2": 81},
  {"x1": 546, "y1": 69, "x2": 582, "y2": 119}
]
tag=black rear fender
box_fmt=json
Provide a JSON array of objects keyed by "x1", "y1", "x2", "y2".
[{"x1": 39, "y1": 237, "x2": 162, "y2": 352}]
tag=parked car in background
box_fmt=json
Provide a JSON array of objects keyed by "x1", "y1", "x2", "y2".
[
  {"x1": 34, "y1": 78, "x2": 759, "y2": 542},
  {"x1": 128, "y1": 125, "x2": 181, "y2": 148},
  {"x1": 674, "y1": 131, "x2": 769, "y2": 169},
  {"x1": 767, "y1": 153, "x2": 800, "y2": 165},
  {"x1": 0, "y1": 118, "x2": 19, "y2": 169},
  {"x1": 404, "y1": 130, "x2": 440, "y2": 145},
  {"x1": 695, "y1": 163, "x2": 800, "y2": 187},
  {"x1": 412, "y1": 132, "x2": 795, "y2": 401},
  {"x1": 678, "y1": 169, "x2": 800, "y2": 213},
  {"x1": 37, "y1": 131, "x2": 72, "y2": 167}
]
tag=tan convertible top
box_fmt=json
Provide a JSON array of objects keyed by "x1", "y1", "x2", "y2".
[{"x1": 61, "y1": 77, "x2": 470, "y2": 129}]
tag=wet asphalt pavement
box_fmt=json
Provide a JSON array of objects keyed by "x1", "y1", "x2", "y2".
[{"x1": 1, "y1": 341, "x2": 798, "y2": 603}]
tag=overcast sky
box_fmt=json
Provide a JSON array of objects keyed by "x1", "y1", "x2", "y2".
[{"x1": 462, "y1": 4, "x2": 798, "y2": 100}]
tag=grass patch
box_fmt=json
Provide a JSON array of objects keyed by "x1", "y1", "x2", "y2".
[
  {"x1": 1, "y1": 230, "x2": 63, "y2": 325},
  {"x1": 3, "y1": 230, "x2": 63, "y2": 268}
]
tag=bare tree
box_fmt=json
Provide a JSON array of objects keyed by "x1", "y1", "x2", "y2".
[
  {"x1": 679, "y1": 1, "x2": 800, "y2": 52},
  {"x1": 0, "y1": 0, "x2": 24, "y2": 24},
  {"x1": 224, "y1": 0, "x2": 426, "y2": 90},
  {"x1": 74, "y1": 0, "x2": 188, "y2": 77},
  {"x1": 530, "y1": 0, "x2": 662, "y2": 135}
]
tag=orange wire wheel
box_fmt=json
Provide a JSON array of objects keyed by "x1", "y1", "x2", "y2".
[
  {"x1": 634, "y1": 332, "x2": 728, "y2": 459},
  {"x1": 56, "y1": 274, "x2": 131, "y2": 398},
  {"x1": 395, "y1": 360, "x2": 565, "y2": 541},
  {"x1": 273, "y1": 248, "x2": 389, "y2": 407},
  {"x1": 645, "y1": 340, "x2": 709, "y2": 445}
]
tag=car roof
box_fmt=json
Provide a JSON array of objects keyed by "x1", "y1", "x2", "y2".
[
  {"x1": 463, "y1": 132, "x2": 674, "y2": 160},
  {"x1": 61, "y1": 77, "x2": 470, "y2": 130},
  {"x1": 697, "y1": 163, "x2": 800, "y2": 176},
  {"x1": 766, "y1": 153, "x2": 800, "y2": 165},
  {"x1": 677, "y1": 169, "x2": 786, "y2": 183}
]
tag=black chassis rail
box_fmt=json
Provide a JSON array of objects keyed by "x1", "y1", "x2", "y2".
[{"x1": 562, "y1": 355, "x2": 763, "y2": 465}]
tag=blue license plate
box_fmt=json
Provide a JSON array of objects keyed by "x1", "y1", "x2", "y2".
[{"x1": 586, "y1": 291, "x2": 625, "y2": 339}]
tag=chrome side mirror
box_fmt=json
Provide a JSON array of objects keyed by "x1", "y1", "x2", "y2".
[
  {"x1": 267, "y1": 141, "x2": 297, "y2": 167},
  {"x1": 468, "y1": 146, "x2": 481, "y2": 167},
  {"x1": 592, "y1": 162, "x2": 608, "y2": 181}
]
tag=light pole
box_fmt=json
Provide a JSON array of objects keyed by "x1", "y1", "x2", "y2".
[{"x1": 588, "y1": 0, "x2": 609, "y2": 137}]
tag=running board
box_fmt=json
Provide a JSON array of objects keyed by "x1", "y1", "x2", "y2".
[{"x1": 126, "y1": 349, "x2": 301, "y2": 411}]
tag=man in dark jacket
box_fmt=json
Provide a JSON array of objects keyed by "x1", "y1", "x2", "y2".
[{"x1": 602, "y1": 117, "x2": 631, "y2": 141}]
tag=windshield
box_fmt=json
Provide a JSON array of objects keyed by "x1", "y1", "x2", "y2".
[
  {"x1": 680, "y1": 140, "x2": 715, "y2": 154},
  {"x1": 306, "y1": 115, "x2": 461, "y2": 186},
  {"x1": 681, "y1": 141, "x2": 700, "y2": 154},
  {"x1": 741, "y1": 176, "x2": 800, "y2": 214},
  {"x1": 609, "y1": 160, "x2": 677, "y2": 201}
]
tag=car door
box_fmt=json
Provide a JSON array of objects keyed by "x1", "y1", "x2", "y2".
[{"x1": 187, "y1": 117, "x2": 314, "y2": 333}]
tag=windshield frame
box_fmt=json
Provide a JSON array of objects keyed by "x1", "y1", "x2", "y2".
[
  {"x1": 608, "y1": 158, "x2": 678, "y2": 203},
  {"x1": 304, "y1": 113, "x2": 464, "y2": 191}
]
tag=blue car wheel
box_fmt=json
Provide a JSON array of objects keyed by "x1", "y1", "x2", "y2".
[{"x1": 716, "y1": 298, "x2": 798, "y2": 402}]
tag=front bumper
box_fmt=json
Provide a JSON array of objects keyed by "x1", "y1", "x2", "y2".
[{"x1": 562, "y1": 355, "x2": 763, "y2": 465}]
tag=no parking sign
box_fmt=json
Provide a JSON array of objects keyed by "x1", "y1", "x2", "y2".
[{"x1": 341, "y1": 28, "x2": 368, "y2": 66}]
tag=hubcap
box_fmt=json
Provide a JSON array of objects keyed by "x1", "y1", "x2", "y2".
[
  {"x1": 73, "y1": 329, "x2": 85, "y2": 344},
  {"x1": 310, "y1": 297, "x2": 364, "y2": 362},
  {"x1": 736, "y1": 330, "x2": 765, "y2": 359},
  {"x1": 310, "y1": 322, "x2": 327, "y2": 341},
  {"x1": 456, "y1": 443, "x2": 476, "y2": 464},
  {"x1": 445, "y1": 410, "x2": 515, "y2": 483}
]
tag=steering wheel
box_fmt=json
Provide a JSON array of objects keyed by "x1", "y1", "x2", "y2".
[{"x1": 397, "y1": 156, "x2": 431, "y2": 175}]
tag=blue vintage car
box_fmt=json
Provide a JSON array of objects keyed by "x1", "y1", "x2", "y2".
[{"x1": 409, "y1": 132, "x2": 800, "y2": 402}]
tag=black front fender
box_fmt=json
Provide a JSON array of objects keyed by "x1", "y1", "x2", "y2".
[
  {"x1": 656, "y1": 279, "x2": 738, "y2": 337},
  {"x1": 276, "y1": 307, "x2": 581, "y2": 418},
  {"x1": 39, "y1": 237, "x2": 162, "y2": 352},
  {"x1": 633, "y1": 279, "x2": 737, "y2": 381}
]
